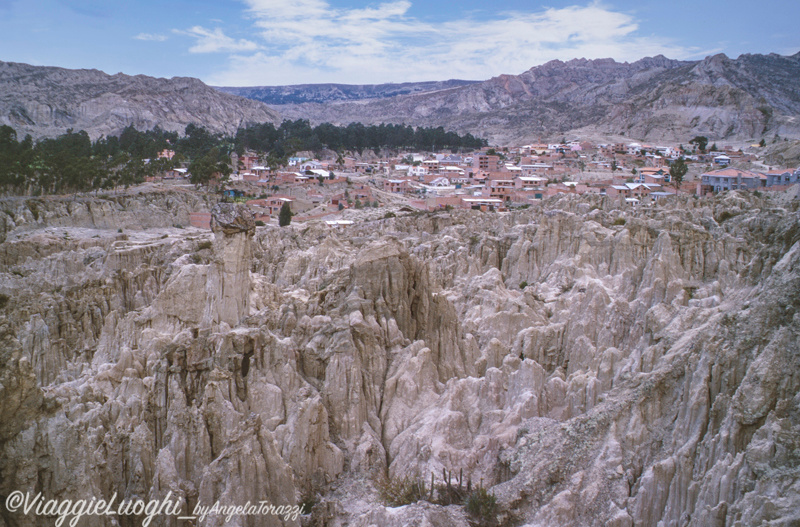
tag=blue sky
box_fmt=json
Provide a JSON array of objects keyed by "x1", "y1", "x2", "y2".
[{"x1": 1, "y1": 0, "x2": 798, "y2": 86}]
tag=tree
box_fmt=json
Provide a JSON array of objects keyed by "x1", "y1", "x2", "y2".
[
  {"x1": 670, "y1": 157, "x2": 688, "y2": 193},
  {"x1": 689, "y1": 136, "x2": 708, "y2": 153},
  {"x1": 278, "y1": 201, "x2": 292, "y2": 227},
  {"x1": 759, "y1": 139, "x2": 766, "y2": 147},
  {"x1": 610, "y1": 160, "x2": 618, "y2": 172}
]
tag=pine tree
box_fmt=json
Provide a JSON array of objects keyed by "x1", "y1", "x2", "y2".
[{"x1": 278, "y1": 201, "x2": 292, "y2": 227}]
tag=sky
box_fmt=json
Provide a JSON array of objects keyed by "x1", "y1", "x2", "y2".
[{"x1": 1, "y1": 0, "x2": 798, "y2": 87}]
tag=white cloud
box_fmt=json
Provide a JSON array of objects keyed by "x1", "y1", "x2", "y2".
[
  {"x1": 175, "y1": 26, "x2": 259, "y2": 54},
  {"x1": 197, "y1": 1, "x2": 696, "y2": 85},
  {"x1": 134, "y1": 33, "x2": 168, "y2": 42}
]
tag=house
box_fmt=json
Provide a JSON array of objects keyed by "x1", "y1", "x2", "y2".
[
  {"x1": 426, "y1": 176, "x2": 452, "y2": 187},
  {"x1": 713, "y1": 155, "x2": 732, "y2": 166},
  {"x1": 650, "y1": 191, "x2": 676, "y2": 201},
  {"x1": 442, "y1": 166, "x2": 466, "y2": 178},
  {"x1": 307, "y1": 169, "x2": 330, "y2": 180},
  {"x1": 422, "y1": 160, "x2": 440, "y2": 174},
  {"x1": 438, "y1": 154, "x2": 464, "y2": 166},
  {"x1": 252, "y1": 166, "x2": 270, "y2": 177},
  {"x1": 607, "y1": 185, "x2": 631, "y2": 198},
  {"x1": 765, "y1": 168, "x2": 800, "y2": 187},
  {"x1": 239, "y1": 155, "x2": 260, "y2": 171},
  {"x1": 700, "y1": 169, "x2": 766, "y2": 193},
  {"x1": 515, "y1": 176, "x2": 547, "y2": 190},
  {"x1": 460, "y1": 197, "x2": 504, "y2": 211},
  {"x1": 638, "y1": 167, "x2": 670, "y2": 184},
  {"x1": 300, "y1": 160, "x2": 324, "y2": 171},
  {"x1": 247, "y1": 196, "x2": 294, "y2": 216},
  {"x1": 606, "y1": 183, "x2": 659, "y2": 198},
  {"x1": 408, "y1": 165, "x2": 428, "y2": 178},
  {"x1": 165, "y1": 168, "x2": 188, "y2": 179},
  {"x1": 473, "y1": 155, "x2": 501, "y2": 171},
  {"x1": 384, "y1": 179, "x2": 413, "y2": 193},
  {"x1": 487, "y1": 179, "x2": 516, "y2": 201},
  {"x1": 265, "y1": 196, "x2": 294, "y2": 215},
  {"x1": 519, "y1": 164, "x2": 555, "y2": 177},
  {"x1": 627, "y1": 143, "x2": 642, "y2": 155}
]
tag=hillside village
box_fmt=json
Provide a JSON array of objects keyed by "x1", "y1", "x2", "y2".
[{"x1": 157, "y1": 139, "x2": 800, "y2": 228}]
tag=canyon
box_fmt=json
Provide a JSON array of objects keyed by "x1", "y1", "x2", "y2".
[{"x1": 1, "y1": 188, "x2": 798, "y2": 525}]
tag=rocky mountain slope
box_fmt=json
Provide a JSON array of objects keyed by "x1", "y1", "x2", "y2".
[
  {"x1": 216, "y1": 80, "x2": 479, "y2": 105},
  {"x1": 0, "y1": 61, "x2": 281, "y2": 140},
  {"x1": 1, "y1": 188, "x2": 799, "y2": 525},
  {"x1": 263, "y1": 53, "x2": 800, "y2": 145}
]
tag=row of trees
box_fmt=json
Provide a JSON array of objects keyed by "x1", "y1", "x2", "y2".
[
  {"x1": 0, "y1": 119, "x2": 487, "y2": 195},
  {"x1": 0, "y1": 126, "x2": 180, "y2": 195},
  {"x1": 235, "y1": 120, "x2": 486, "y2": 158}
]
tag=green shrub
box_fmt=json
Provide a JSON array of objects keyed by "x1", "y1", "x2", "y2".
[
  {"x1": 519, "y1": 281, "x2": 528, "y2": 289},
  {"x1": 255, "y1": 220, "x2": 265, "y2": 227},
  {"x1": 383, "y1": 211, "x2": 396, "y2": 219},
  {"x1": 612, "y1": 217, "x2": 626, "y2": 226},
  {"x1": 464, "y1": 487, "x2": 498, "y2": 524},
  {"x1": 197, "y1": 241, "x2": 213, "y2": 251},
  {"x1": 279, "y1": 202, "x2": 292, "y2": 227},
  {"x1": 718, "y1": 210, "x2": 735, "y2": 223},
  {"x1": 378, "y1": 476, "x2": 428, "y2": 507},
  {"x1": 0, "y1": 293, "x2": 9, "y2": 309}
]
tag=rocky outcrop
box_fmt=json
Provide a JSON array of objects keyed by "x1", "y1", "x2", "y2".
[
  {"x1": 0, "y1": 189, "x2": 798, "y2": 526},
  {"x1": 203, "y1": 203, "x2": 255, "y2": 328}
]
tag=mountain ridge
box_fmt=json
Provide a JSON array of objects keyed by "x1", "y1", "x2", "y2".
[
  {"x1": 240, "y1": 52, "x2": 800, "y2": 144},
  {"x1": 2, "y1": 52, "x2": 799, "y2": 146},
  {"x1": 0, "y1": 60, "x2": 281, "y2": 140},
  {"x1": 215, "y1": 79, "x2": 480, "y2": 105}
]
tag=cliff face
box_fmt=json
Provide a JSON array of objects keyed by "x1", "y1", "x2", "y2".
[
  {"x1": 0, "y1": 190, "x2": 799, "y2": 526},
  {"x1": 0, "y1": 61, "x2": 281, "y2": 140}
]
